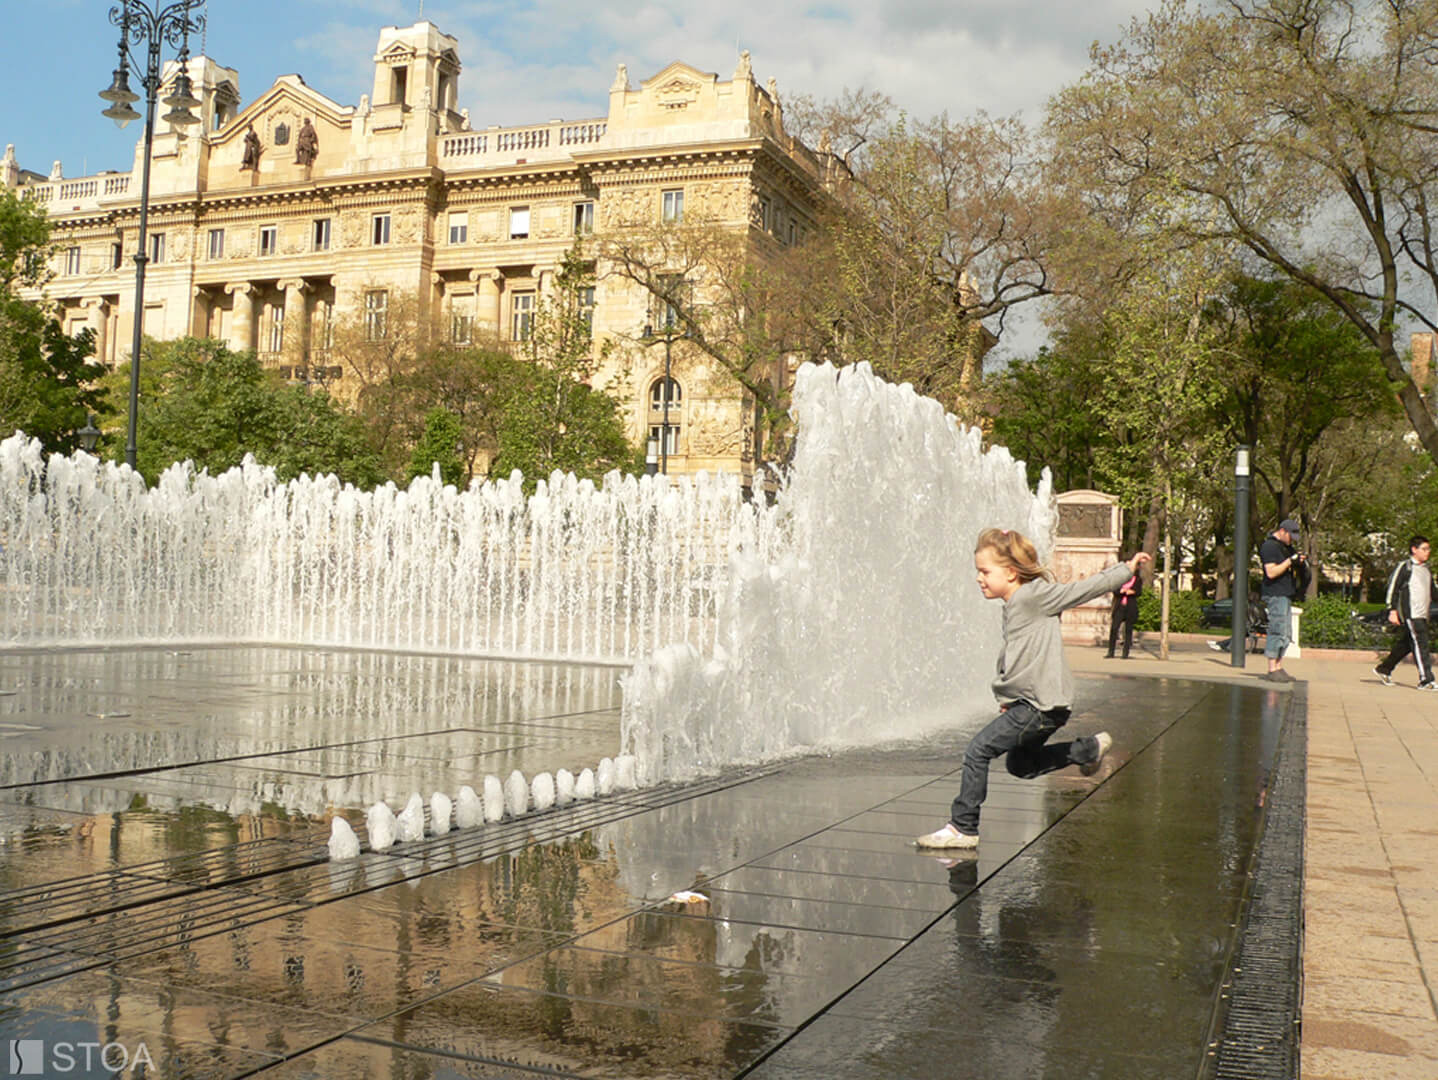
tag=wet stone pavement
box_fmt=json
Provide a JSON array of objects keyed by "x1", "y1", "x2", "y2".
[{"x1": 0, "y1": 647, "x2": 1298, "y2": 1079}]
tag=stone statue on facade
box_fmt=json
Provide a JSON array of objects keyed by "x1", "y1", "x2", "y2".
[
  {"x1": 295, "y1": 118, "x2": 318, "y2": 166},
  {"x1": 240, "y1": 124, "x2": 262, "y2": 171},
  {"x1": 611, "y1": 63, "x2": 628, "y2": 92},
  {"x1": 735, "y1": 51, "x2": 752, "y2": 83}
]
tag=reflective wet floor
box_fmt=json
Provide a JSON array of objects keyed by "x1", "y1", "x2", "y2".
[{"x1": 0, "y1": 648, "x2": 1295, "y2": 1078}]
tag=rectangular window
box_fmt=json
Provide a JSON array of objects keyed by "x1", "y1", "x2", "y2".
[
  {"x1": 511, "y1": 291, "x2": 535, "y2": 341},
  {"x1": 758, "y1": 195, "x2": 771, "y2": 233},
  {"x1": 372, "y1": 214, "x2": 391, "y2": 245},
  {"x1": 259, "y1": 225, "x2": 278, "y2": 257},
  {"x1": 64, "y1": 247, "x2": 81, "y2": 275},
  {"x1": 649, "y1": 424, "x2": 679, "y2": 455},
  {"x1": 788, "y1": 218, "x2": 797, "y2": 246},
  {"x1": 448, "y1": 212, "x2": 468, "y2": 245},
  {"x1": 578, "y1": 285, "x2": 595, "y2": 336},
  {"x1": 207, "y1": 229, "x2": 225, "y2": 260},
  {"x1": 111, "y1": 242, "x2": 124, "y2": 269},
  {"x1": 148, "y1": 232, "x2": 165, "y2": 264},
  {"x1": 267, "y1": 307, "x2": 284, "y2": 353},
  {"x1": 573, "y1": 201, "x2": 594, "y2": 236},
  {"x1": 364, "y1": 289, "x2": 388, "y2": 341},
  {"x1": 661, "y1": 189, "x2": 684, "y2": 224},
  {"x1": 509, "y1": 206, "x2": 530, "y2": 240},
  {"x1": 451, "y1": 313, "x2": 474, "y2": 345},
  {"x1": 312, "y1": 218, "x2": 331, "y2": 252}
]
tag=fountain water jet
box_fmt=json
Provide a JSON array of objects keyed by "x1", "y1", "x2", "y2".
[{"x1": 1, "y1": 361, "x2": 1051, "y2": 799}]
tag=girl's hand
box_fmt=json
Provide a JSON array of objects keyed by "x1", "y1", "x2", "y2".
[{"x1": 1128, "y1": 552, "x2": 1152, "y2": 574}]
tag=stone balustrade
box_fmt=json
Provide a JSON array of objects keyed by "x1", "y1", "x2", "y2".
[
  {"x1": 441, "y1": 119, "x2": 607, "y2": 167},
  {"x1": 22, "y1": 173, "x2": 131, "y2": 211}
]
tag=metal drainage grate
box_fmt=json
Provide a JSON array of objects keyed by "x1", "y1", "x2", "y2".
[{"x1": 1205, "y1": 682, "x2": 1305, "y2": 1080}]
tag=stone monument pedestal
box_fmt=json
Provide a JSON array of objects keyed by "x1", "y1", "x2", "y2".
[{"x1": 1054, "y1": 489, "x2": 1123, "y2": 645}]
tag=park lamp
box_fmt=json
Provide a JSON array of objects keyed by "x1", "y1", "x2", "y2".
[
  {"x1": 77, "y1": 415, "x2": 101, "y2": 453},
  {"x1": 1231, "y1": 444, "x2": 1252, "y2": 668},
  {"x1": 161, "y1": 70, "x2": 201, "y2": 127},
  {"x1": 100, "y1": 68, "x2": 141, "y2": 128}
]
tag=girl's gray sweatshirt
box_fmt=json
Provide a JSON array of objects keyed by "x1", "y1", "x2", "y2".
[{"x1": 992, "y1": 562, "x2": 1134, "y2": 712}]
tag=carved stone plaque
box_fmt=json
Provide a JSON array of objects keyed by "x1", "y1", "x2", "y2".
[{"x1": 1057, "y1": 502, "x2": 1114, "y2": 540}]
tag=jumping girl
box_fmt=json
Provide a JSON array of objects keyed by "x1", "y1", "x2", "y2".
[{"x1": 916, "y1": 528, "x2": 1151, "y2": 850}]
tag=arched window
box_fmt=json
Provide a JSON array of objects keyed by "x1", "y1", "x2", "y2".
[
  {"x1": 646, "y1": 377, "x2": 684, "y2": 470},
  {"x1": 649, "y1": 377, "x2": 682, "y2": 408}
]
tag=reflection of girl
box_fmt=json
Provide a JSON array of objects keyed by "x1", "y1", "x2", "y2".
[
  {"x1": 1105, "y1": 557, "x2": 1144, "y2": 659},
  {"x1": 916, "y1": 528, "x2": 1151, "y2": 850}
]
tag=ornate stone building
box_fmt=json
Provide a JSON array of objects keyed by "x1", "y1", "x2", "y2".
[{"x1": 9, "y1": 20, "x2": 838, "y2": 484}]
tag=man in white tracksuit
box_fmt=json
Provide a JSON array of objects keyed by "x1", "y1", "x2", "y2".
[{"x1": 1374, "y1": 535, "x2": 1435, "y2": 689}]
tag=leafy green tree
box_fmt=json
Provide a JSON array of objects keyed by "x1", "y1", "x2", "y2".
[
  {"x1": 406, "y1": 407, "x2": 465, "y2": 487},
  {"x1": 105, "y1": 337, "x2": 382, "y2": 487},
  {"x1": 1046, "y1": 0, "x2": 1438, "y2": 462},
  {"x1": 985, "y1": 327, "x2": 1116, "y2": 492},
  {"x1": 0, "y1": 187, "x2": 109, "y2": 451},
  {"x1": 493, "y1": 252, "x2": 640, "y2": 488}
]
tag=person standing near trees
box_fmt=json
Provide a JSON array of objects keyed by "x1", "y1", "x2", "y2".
[
  {"x1": 1373, "y1": 536, "x2": 1436, "y2": 690},
  {"x1": 1104, "y1": 556, "x2": 1143, "y2": 659},
  {"x1": 1259, "y1": 518, "x2": 1305, "y2": 683}
]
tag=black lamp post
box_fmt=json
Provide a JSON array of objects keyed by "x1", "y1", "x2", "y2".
[
  {"x1": 641, "y1": 321, "x2": 682, "y2": 475},
  {"x1": 1231, "y1": 445, "x2": 1251, "y2": 668},
  {"x1": 98, "y1": 0, "x2": 204, "y2": 470}
]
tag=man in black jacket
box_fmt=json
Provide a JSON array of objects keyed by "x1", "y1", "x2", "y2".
[
  {"x1": 1259, "y1": 518, "x2": 1305, "y2": 682},
  {"x1": 1373, "y1": 535, "x2": 1435, "y2": 689}
]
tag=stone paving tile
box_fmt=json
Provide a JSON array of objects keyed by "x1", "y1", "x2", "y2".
[
  {"x1": 745, "y1": 1012, "x2": 1182, "y2": 1080},
  {"x1": 347, "y1": 979, "x2": 794, "y2": 1079},
  {"x1": 255, "y1": 1036, "x2": 587, "y2": 1079}
]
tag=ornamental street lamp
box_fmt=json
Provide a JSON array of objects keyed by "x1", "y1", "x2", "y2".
[
  {"x1": 641, "y1": 321, "x2": 684, "y2": 475},
  {"x1": 77, "y1": 415, "x2": 102, "y2": 453},
  {"x1": 98, "y1": 0, "x2": 204, "y2": 470},
  {"x1": 1231, "y1": 445, "x2": 1251, "y2": 668}
]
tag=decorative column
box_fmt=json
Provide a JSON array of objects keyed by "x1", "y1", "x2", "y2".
[
  {"x1": 82, "y1": 298, "x2": 109, "y2": 369},
  {"x1": 278, "y1": 278, "x2": 310, "y2": 366},
  {"x1": 225, "y1": 282, "x2": 255, "y2": 353},
  {"x1": 189, "y1": 286, "x2": 210, "y2": 337},
  {"x1": 473, "y1": 269, "x2": 501, "y2": 335}
]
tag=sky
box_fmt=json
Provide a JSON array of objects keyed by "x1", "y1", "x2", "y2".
[
  {"x1": 4, "y1": 0, "x2": 1155, "y2": 180},
  {"x1": 1, "y1": 0, "x2": 1157, "y2": 359}
]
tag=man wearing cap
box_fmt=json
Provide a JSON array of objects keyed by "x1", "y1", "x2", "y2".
[
  {"x1": 1373, "y1": 535, "x2": 1436, "y2": 690},
  {"x1": 1259, "y1": 518, "x2": 1305, "y2": 682}
]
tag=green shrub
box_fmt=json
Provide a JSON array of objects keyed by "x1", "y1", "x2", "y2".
[
  {"x1": 1299, "y1": 595, "x2": 1391, "y2": 649},
  {"x1": 1134, "y1": 588, "x2": 1204, "y2": 633}
]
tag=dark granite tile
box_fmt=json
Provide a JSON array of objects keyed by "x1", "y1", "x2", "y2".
[
  {"x1": 350, "y1": 979, "x2": 793, "y2": 1079},
  {"x1": 256, "y1": 1035, "x2": 587, "y2": 1078}
]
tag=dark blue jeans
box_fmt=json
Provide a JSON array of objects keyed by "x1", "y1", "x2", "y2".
[{"x1": 949, "y1": 701, "x2": 1100, "y2": 834}]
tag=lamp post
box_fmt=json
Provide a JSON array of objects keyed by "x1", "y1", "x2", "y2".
[
  {"x1": 1231, "y1": 445, "x2": 1251, "y2": 668},
  {"x1": 641, "y1": 322, "x2": 681, "y2": 475},
  {"x1": 98, "y1": 0, "x2": 204, "y2": 470}
]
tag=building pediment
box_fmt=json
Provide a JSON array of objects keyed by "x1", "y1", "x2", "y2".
[
  {"x1": 218, "y1": 76, "x2": 352, "y2": 147},
  {"x1": 642, "y1": 62, "x2": 718, "y2": 91},
  {"x1": 379, "y1": 42, "x2": 416, "y2": 64},
  {"x1": 640, "y1": 63, "x2": 718, "y2": 112}
]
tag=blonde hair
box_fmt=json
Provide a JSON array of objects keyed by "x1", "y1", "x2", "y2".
[{"x1": 975, "y1": 527, "x2": 1050, "y2": 583}]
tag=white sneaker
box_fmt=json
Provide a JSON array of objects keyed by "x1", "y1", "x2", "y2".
[
  {"x1": 1080, "y1": 731, "x2": 1113, "y2": 776},
  {"x1": 1373, "y1": 667, "x2": 1393, "y2": 686},
  {"x1": 914, "y1": 823, "x2": 979, "y2": 849},
  {"x1": 1207, "y1": 640, "x2": 1224, "y2": 652}
]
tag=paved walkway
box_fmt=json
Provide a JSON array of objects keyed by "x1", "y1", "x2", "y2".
[{"x1": 1070, "y1": 638, "x2": 1438, "y2": 1079}]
